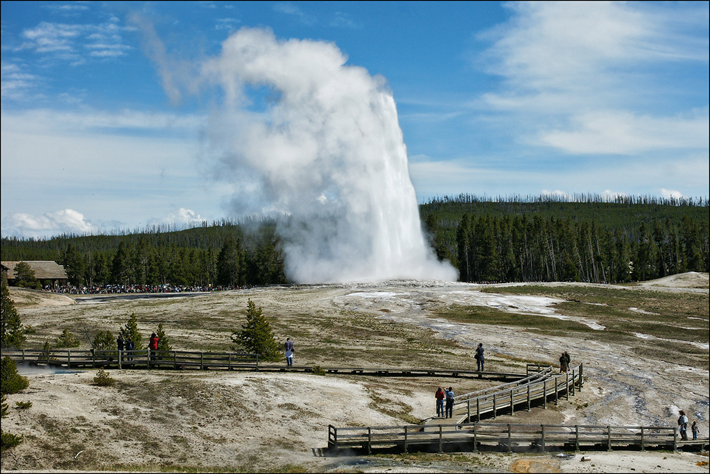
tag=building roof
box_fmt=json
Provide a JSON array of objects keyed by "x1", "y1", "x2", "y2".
[{"x1": 1, "y1": 261, "x2": 68, "y2": 280}]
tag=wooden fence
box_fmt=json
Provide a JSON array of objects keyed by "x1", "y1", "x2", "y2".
[
  {"x1": 0, "y1": 349, "x2": 533, "y2": 381},
  {"x1": 0, "y1": 349, "x2": 260, "y2": 370},
  {"x1": 455, "y1": 364, "x2": 583, "y2": 422},
  {"x1": 328, "y1": 421, "x2": 689, "y2": 454}
]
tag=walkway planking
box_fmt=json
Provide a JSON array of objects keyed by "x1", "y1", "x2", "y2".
[
  {"x1": 327, "y1": 421, "x2": 709, "y2": 454},
  {"x1": 0, "y1": 349, "x2": 529, "y2": 381}
]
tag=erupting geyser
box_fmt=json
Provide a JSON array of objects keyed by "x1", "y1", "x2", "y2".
[{"x1": 204, "y1": 28, "x2": 457, "y2": 283}]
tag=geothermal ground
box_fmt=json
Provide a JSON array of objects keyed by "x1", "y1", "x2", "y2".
[{"x1": 2, "y1": 273, "x2": 708, "y2": 473}]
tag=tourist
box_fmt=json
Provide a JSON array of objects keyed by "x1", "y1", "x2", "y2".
[
  {"x1": 435, "y1": 387, "x2": 445, "y2": 418},
  {"x1": 475, "y1": 343, "x2": 485, "y2": 371},
  {"x1": 559, "y1": 352, "x2": 567, "y2": 373},
  {"x1": 149, "y1": 332, "x2": 159, "y2": 362},
  {"x1": 678, "y1": 410, "x2": 689, "y2": 440},
  {"x1": 117, "y1": 334, "x2": 124, "y2": 361},
  {"x1": 445, "y1": 387, "x2": 455, "y2": 419},
  {"x1": 691, "y1": 420, "x2": 699, "y2": 440},
  {"x1": 126, "y1": 337, "x2": 134, "y2": 362},
  {"x1": 284, "y1": 337, "x2": 294, "y2": 367}
]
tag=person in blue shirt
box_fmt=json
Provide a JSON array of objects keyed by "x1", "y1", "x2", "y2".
[
  {"x1": 284, "y1": 338, "x2": 294, "y2": 366},
  {"x1": 475, "y1": 343, "x2": 485, "y2": 371},
  {"x1": 445, "y1": 387, "x2": 455, "y2": 418}
]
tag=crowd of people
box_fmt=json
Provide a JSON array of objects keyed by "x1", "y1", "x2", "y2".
[{"x1": 44, "y1": 283, "x2": 252, "y2": 295}]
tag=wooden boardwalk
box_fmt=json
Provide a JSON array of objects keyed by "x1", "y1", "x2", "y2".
[
  {"x1": 0, "y1": 349, "x2": 529, "y2": 381},
  {"x1": 328, "y1": 421, "x2": 709, "y2": 454}
]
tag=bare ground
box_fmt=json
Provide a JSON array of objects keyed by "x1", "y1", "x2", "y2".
[{"x1": 1, "y1": 273, "x2": 708, "y2": 473}]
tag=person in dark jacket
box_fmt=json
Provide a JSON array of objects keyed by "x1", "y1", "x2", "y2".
[
  {"x1": 445, "y1": 387, "x2": 455, "y2": 418},
  {"x1": 117, "y1": 335, "x2": 124, "y2": 361},
  {"x1": 126, "y1": 337, "x2": 134, "y2": 361},
  {"x1": 284, "y1": 337, "x2": 294, "y2": 366},
  {"x1": 475, "y1": 343, "x2": 485, "y2": 371},
  {"x1": 435, "y1": 387, "x2": 445, "y2": 418}
]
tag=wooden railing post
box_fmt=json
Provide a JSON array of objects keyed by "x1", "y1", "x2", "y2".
[
  {"x1": 575, "y1": 425, "x2": 579, "y2": 451},
  {"x1": 438, "y1": 425, "x2": 443, "y2": 453},
  {"x1": 566, "y1": 372, "x2": 570, "y2": 400},
  {"x1": 147, "y1": 349, "x2": 150, "y2": 369},
  {"x1": 174, "y1": 351, "x2": 177, "y2": 369},
  {"x1": 527, "y1": 385, "x2": 531, "y2": 411},
  {"x1": 367, "y1": 427, "x2": 372, "y2": 455},
  {"x1": 493, "y1": 394, "x2": 497, "y2": 419},
  {"x1": 571, "y1": 368, "x2": 576, "y2": 396},
  {"x1": 555, "y1": 376, "x2": 558, "y2": 405},
  {"x1": 640, "y1": 427, "x2": 645, "y2": 451},
  {"x1": 508, "y1": 424, "x2": 512, "y2": 453},
  {"x1": 473, "y1": 423, "x2": 478, "y2": 451},
  {"x1": 404, "y1": 425, "x2": 408, "y2": 453},
  {"x1": 200, "y1": 352, "x2": 204, "y2": 370},
  {"x1": 607, "y1": 426, "x2": 612, "y2": 451},
  {"x1": 22, "y1": 349, "x2": 25, "y2": 363},
  {"x1": 543, "y1": 380, "x2": 547, "y2": 409},
  {"x1": 67, "y1": 350, "x2": 71, "y2": 368},
  {"x1": 541, "y1": 425, "x2": 545, "y2": 452},
  {"x1": 579, "y1": 363, "x2": 583, "y2": 391},
  {"x1": 467, "y1": 399, "x2": 470, "y2": 422},
  {"x1": 477, "y1": 398, "x2": 481, "y2": 422},
  {"x1": 92, "y1": 349, "x2": 95, "y2": 368},
  {"x1": 228, "y1": 353, "x2": 232, "y2": 370},
  {"x1": 673, "y1": 427, "x2": 678, "y2": 452},
  {"x1": 118, "y1": 350, "x2": 122, "y2": 370}
]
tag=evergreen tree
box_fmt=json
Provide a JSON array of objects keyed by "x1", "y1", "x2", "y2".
[
  {"x1": 13, "y1": 262, "x2": 38, "y2": 288},
  {"x1": 0, "y1": 281, "x2": 26, "y2": 349},
  {"x1": 119, "y1": 313, "x2": 143, "y2": 350},
  {"x1": 231, "y1": 299, "x2": 281, "y2": 360},
  {"x1": 456, "y1": 214, "x2": 471, "y2": 282},
  {"x1": 156, "y1": 323, "x2": 172, "y2": 352},
  {"x1": 1, "y1": 393, "x2": 24, "y2": 451},
  {"x1": 61, "y1": 243, "x2": 85, "y2": 286},
  {"x1": 91, "y1": 330, "x2": 115, "y2": 351},
  {"x1": 217, "y1": 235, "x2": 243, "y2": 286},
  {"x1": 111, "y1": 242, "x2": 130, "y2": 286},
  {"x1": 54, "y1": 328, "x2": 81, "y2": 348},
  {"x1": 1, "y1": 356, "x2": 29, "y2": 394}
]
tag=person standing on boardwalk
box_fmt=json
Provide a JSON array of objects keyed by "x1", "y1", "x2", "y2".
[
  {"x1": 126, "y1": 337, "x2": 134, "y2": 361},
  {"x1": 445, "y1": 387, "x2": 455, "y2": 419},
  {"x1": 691, "y1": 421, "x2": 699, "y2": 440},
  {"x1": 564, "y1": 351, "x2": 571, "y2": 371},
  {"x1": 149, "y1": 332, "x2": 159, "y2": 361},
  {"x1": 284, "y1": 337, "x2": 294, "y2": 366},
  {"x1": 475, "y1": 343, "x2": 485, "y2": 371},
  {"x1": 559, "y1": 352, "x2": 567, "y2": 373},
  {"x1": 117, "y1": 334, "x2": 124, "y2": 361},
  {"x1": 435, "y1": 387, "x2": 445, "y2": 418},
  {"x1": 678, "y1": 410, "x2": 689, "y2": 440}
]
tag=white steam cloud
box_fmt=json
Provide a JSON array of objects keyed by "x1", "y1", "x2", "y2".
[{"x1": 201, "y1": 28, "x2": 457, "y2": 283}]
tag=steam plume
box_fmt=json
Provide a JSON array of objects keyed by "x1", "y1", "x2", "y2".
[{"x1": 202, "y1": 28, "x2": 457, "y2": 283}]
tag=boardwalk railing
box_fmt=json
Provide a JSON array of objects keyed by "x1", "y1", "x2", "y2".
[
  {"x1": 328, "y1": 421, "x2": 687, "y2": 454},
  {"x1": 0, "y1": 349, "x2": 260, "y2": 370},
  {"x1": 457, "y1": 364, "x2": 583, "y2": 422},
  {"x1": 0, "y1": 349, "x2": 532, "y2": 381}
]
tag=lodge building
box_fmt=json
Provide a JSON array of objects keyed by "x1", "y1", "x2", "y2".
[{"x1": 1, "y1": 261, "x2": 69, "y2": 288}]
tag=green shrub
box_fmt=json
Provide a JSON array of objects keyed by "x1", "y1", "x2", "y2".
[
  {"x1": 93, "y1": 368, "x2": 115, "y2": 387},
  {"x1": 312, "y1": 365, "x2": 326, "y2": 376},
  {"x1": 91, "y1": 330, "x2": 115, "y2": 351},
  {"x1": 1, "y1": 394, "x2": 23, "y2": 452},
  {"x1": 55, "y1": 328, "x2": 80, "y2": 348},
  {"x1": 231, "y1": 299, "x2": 281, "y2": 361},
  {"x1": 15, "y1": 400, "x2": 32, "y2": 409},
  {"x1": 1, "y1": 356, "x2": 29, "y2": 395}
]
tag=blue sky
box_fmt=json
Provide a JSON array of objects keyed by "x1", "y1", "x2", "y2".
[{"x1": 1, "y1": 1, "x2": 708, "y2": 239}]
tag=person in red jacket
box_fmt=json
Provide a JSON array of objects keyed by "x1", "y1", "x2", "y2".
[
  {"x1": 435, "y1": 387, "x2": 445, "y2": 418},
  {"x1": 149, "y1": 332, "x2": 159, "y2": 361}
]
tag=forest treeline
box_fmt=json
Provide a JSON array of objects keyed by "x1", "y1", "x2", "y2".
[{"x1": 1, "y1": 195, "x2": 708, "y2": 286}]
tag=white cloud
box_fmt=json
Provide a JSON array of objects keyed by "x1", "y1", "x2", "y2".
[
  {"x1": 541, "y1": 189, "x2": 572, "y2": 200},
  {"x1": 17, "y1": 20, "x2": 133, "y2": 65},
  {"x1": 661, "y1": 188, "x2": 685, "y2": 199},
  {"x1": 1, "y1": 62, "x2": 41, "y2": 100},
  {"x1": 3, "y1": 209, "x2": 97, "y2": 238},
  {"x1": 477, "y1": 2, "x2": 709, "y2": 156},
  {"x1": 147, "y1": 208, "x2": 206, "y2": 228}
]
